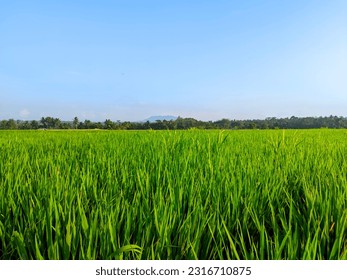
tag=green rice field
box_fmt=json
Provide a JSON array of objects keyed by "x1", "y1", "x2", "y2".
[{"x1": 0, "y1": 129, "x2": 346, "y2": 260}]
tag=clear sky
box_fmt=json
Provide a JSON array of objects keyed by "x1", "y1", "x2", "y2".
[{"x1": 1, "y1": 0, "x2": 346, "y2": 121}]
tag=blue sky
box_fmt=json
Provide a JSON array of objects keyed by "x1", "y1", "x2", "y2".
[{"x1": 1, "y1": 0, "x2": 346, "y2": 121}]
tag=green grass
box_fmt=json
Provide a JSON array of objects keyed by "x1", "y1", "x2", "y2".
[{"x1": 0, "y1": 129, "x2": 346, "y2": 259}]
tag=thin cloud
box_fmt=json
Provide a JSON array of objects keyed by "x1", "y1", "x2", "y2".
[{"x1": 19, "y1": 109, "x2": 30, "y2": 118}]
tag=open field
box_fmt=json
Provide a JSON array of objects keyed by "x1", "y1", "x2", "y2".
[{"x1": 0, "y1": 129, "x2": 346, "y2": 260}]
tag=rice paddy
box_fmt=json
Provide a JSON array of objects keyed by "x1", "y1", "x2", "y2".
[{"x1": 0, "y1": 129, "x2": 346, "y2": 260}]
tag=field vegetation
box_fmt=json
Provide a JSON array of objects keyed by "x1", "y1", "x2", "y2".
[{"x1": 0, "y1": 129, "x2": 346, "y2": 259}]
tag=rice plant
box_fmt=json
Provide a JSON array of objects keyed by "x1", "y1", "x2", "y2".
[{"x1": 0, "y1": 129, "x2": 346, "y2": 259}]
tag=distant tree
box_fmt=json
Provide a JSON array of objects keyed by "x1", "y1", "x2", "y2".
[
  {"x1": 83, "y1": 119, "x2": 93, "y2": 129},
  {"x1": 59, "y1": 122, "x2": 71, "y2": 129},
  {"x1": 143, "y1": 121, "x2": 151, "y2": 129},
  {"x1": 0, "y1": 120, "x2": 7, "y2": 129},
  {"x1": 30, "y1": 120, "x2": 39, "y2": 129},
  {"x1": 1, "y1": 115, "x2": 347, "y2": 130},
  {"x1": 214, "y1": 118, "x2": 231, "y2": 129},
  {"x1": 176, "y1": 117, "x2": 200, "y2": 129},
  {"x1": 40, "y1": 117, "x2": 48, "y2": 128},
  {"x1": 121, "y1": 121, "x2": 131, "y2": 130},
  {"x1": 94, "y1": 122, "x2": 104, "y2": 129},
  {"x1": 39, "y1": 117, "x2": 61, "y2": 129},
  {"x1": 7, "y1": 119, "x2": 17, "y2": 130},
  {"x1": 73, "y1": 117, "x2": 79, "y2": 129},
  {"x1": 53, "y1": 118, "x2": 61, "y2": 129},
  {"x1": 151, "y1": 120, "x2": 168, "y2": 130},
  {"x1": 104, "y1": 119, "x2": 114, "y2": 129},
  {"x1": 19, "y1": 121, "x2": 31, "y2": 129}
]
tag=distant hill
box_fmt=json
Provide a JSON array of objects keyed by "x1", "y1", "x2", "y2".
[{"x1": 143, "y1": 115, "x2": 178, "y2": 123}]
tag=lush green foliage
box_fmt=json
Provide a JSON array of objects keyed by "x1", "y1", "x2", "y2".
[
  {"x1": 1, "y1": 115, "x2": 347, "y2": 130},
  {"x1": 0, "y1": 129, "x2": 346, "y2": 259}
]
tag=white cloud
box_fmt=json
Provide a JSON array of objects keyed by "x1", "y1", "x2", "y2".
[{"x1": 19, "y1": 109, "x2": 30, "y2": 118}]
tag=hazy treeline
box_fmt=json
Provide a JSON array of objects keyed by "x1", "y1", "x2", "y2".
[{"x1": 1, "y1": 115, "x2": 347, "y2": 130}]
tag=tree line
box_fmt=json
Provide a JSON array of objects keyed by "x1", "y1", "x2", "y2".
[{"x1": 1, "y1": 115, "x2": 347, "y2": 130}]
